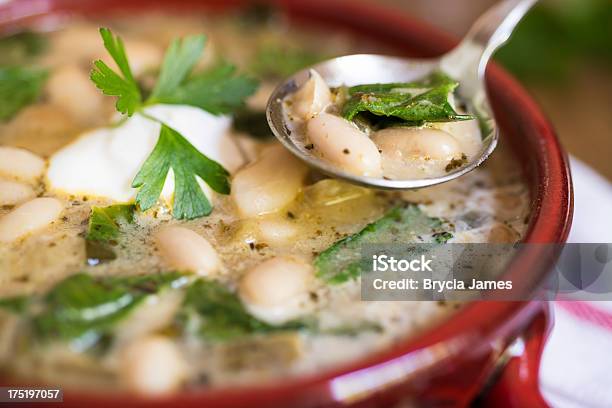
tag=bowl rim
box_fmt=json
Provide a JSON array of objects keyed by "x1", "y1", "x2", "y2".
[{"x1": 0, "y1": 0, "x2": 573, "y2": 405}]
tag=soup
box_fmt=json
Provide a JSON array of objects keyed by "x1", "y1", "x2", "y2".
[{"x1": 0, "y1": 8, "x2": 529, "y2": 395}]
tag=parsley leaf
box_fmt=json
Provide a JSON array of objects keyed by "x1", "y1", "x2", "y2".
[
  {"x1": 342, "y1": 71, "x2": 473, "y2": 126},
  {"x1": 90, "y1": 28, "x2": 257, "y2": 219},
  {"x1": 150, "y1": 35, "x2": 206, "y2": 100},
  {"x1": 90, "y1": 28, "x2": 141, "y2": 116},
  {"x1": 315, "y1": 205, "x2": 452, "y2": 284},
  {"x1": 87, "y1": 204, "x2": 135, "y2": 243},
  {"x1": 0, "y1": 66, "x2": 47, "y2": 121},
  {"x1": 153, "y1": 62, "x2": 259, "y2": 115},
  {"x1": 132, "y1": 123, "x2": 230, "y2": 219},
  {"x1": 148, "y1": 35, "x2": 258, "y2": 115}
]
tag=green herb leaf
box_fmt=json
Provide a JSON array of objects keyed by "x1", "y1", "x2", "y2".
[
  {"x1": 342, "y1": 71, "x2": 473, "y2": 125},
  {"x1": 154, "y1": 61, "x2": 259, "y2": 115},
  {"x1": 0, "y1": 31, "x2": 47, "y2": 65},
  {"x1": 85, "y1": 204, "x2": 135, "y2": 264},
  {"x1": 315, "y1": 205, "x2": 452, "y2": 284},
  {"x1": 346, "y1": 71, "x2": 454, "y2": 95},
  {"x1": 150, "y1": 35, "x2": 206, "y2": 100},
  {"x1": 32, "y1": 272, "x2": 187, "y2": 350},
  {"x1": 86, "y1": 204, "x2": 135, "y2": 243},
  {"x1": 89, "y1": 29, "x2": 255, "y2": 219},
  {"x1": 433, "y1": 231, "x2": 454, "y2": 244},
  {"x1": 0, "y1": 296, "x2": 28, "y2": 314},
  {"x1": 90, "y1": 28, "x2": 141, "y2": 116},
  {"x1": 0, "y1": 66, "x2": 47, "y2": 121},
  {"x1": 178, "y1": 279, "x2": 305, "y2": 341},
  {"x1": 132, "y1": 123, "x2": 230, "y2": 220}
]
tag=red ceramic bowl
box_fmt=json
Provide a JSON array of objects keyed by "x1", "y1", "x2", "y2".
[{"x1": 0, "y1": 0, "x2": 573, "y2": 407}]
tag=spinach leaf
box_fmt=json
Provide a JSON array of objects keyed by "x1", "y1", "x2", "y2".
[
  {"x1": 177, "y1": 279, "x2": 306, "y2": 341},
  {"x1": 342, "y1": 71, "x2": 473, "y2": 126},
  {"x1": 0, "y1": 66, "x2": 47, "y2": 121},
  {"x1": 32, "y1": 272, "x2": 187, "y2": 350},
  {"x1": 346, "y1": 71, "x2": 454, "y2": 95},
  {"x1": 315, "y1": 205, "x2": 452, "y2": 284}
]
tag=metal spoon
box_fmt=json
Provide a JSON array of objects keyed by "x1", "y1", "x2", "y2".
[{"x1": 266, "y1": 0, "x2": 537, "y2": 189}]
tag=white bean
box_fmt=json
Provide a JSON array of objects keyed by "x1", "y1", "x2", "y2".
[
  {"x1": 0, "y1": 197, "x2": 63, "y2": 243},
  {"x1": 306, "y1": 113, "x2": 382, "y2": 177},
  {"x1": 0, "y1": 180, "x2": 35, "y2": 206},
  {"x1": 239, "y1": 256, "x2": 312, "y2": 324},
  {"x1": 50, "y1": 24, "x2": 106, "y2": 64},
  {"x1": 232, "y1": 145, "x2": 308, "y2": 217},
  {"x1": 120, "y1": 335, "x2": 187, "y2": 395},
  {"x1": 46, "y1": 64, "x2": 105, "y2": 124},
  {"x1": 372, "y1": 127, "x2": 462, "y2": 161},
  {"x1": 256, "y1": 218, "x2": 298, "y2": 246},
  {"x1": 154, "y1": 226, "x2": 221, "y2": 276},
  {"x1": 51, "y1": 24, "x2": 162, "y2": 76},
  {"x1": 2, "y1": 104, "x2": 79, "y2": 157},
  {"x1": 290, "y1": 69, "x2": 332, "y2": 120},
  {"x1": 0, "y1": 147, "x2": 45, "y2": 183}
]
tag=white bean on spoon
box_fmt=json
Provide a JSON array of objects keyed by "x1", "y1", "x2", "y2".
[
  {"x1": 288, "y1": 69, "x2": 332, "y2": 121},
  {"x1": 372, "y1": 127, "x2": 463, "y2": 161},
  {"x1": 306, "y1": 113, "x2": 382, "y2": 177}
]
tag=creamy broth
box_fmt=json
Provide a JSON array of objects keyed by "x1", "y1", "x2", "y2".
[{"x1": 0, "y1": 9, "x2": 529, "y2": 395}]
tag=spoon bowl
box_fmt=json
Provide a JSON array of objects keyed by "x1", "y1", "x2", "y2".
[{"x1": 267, "y1": 0, "x2": 536, "y2": 189}]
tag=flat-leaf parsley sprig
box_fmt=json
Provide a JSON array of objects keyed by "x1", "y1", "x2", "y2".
[{"x1": 90, "y1": 28, "x2": 258, "y2": 219}]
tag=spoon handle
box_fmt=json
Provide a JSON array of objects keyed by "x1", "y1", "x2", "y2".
[{"x1": 442, "y1": 0, "x2": 537, "y2": 83}]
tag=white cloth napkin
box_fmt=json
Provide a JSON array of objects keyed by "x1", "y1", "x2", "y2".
[{"x1": 540, "y1": 157, "x2": 612, "y2": 408}]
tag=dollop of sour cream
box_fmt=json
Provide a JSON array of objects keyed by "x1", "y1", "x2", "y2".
[{"x1": 46, "y1": 104, "x2": 242, "y2": 205}]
